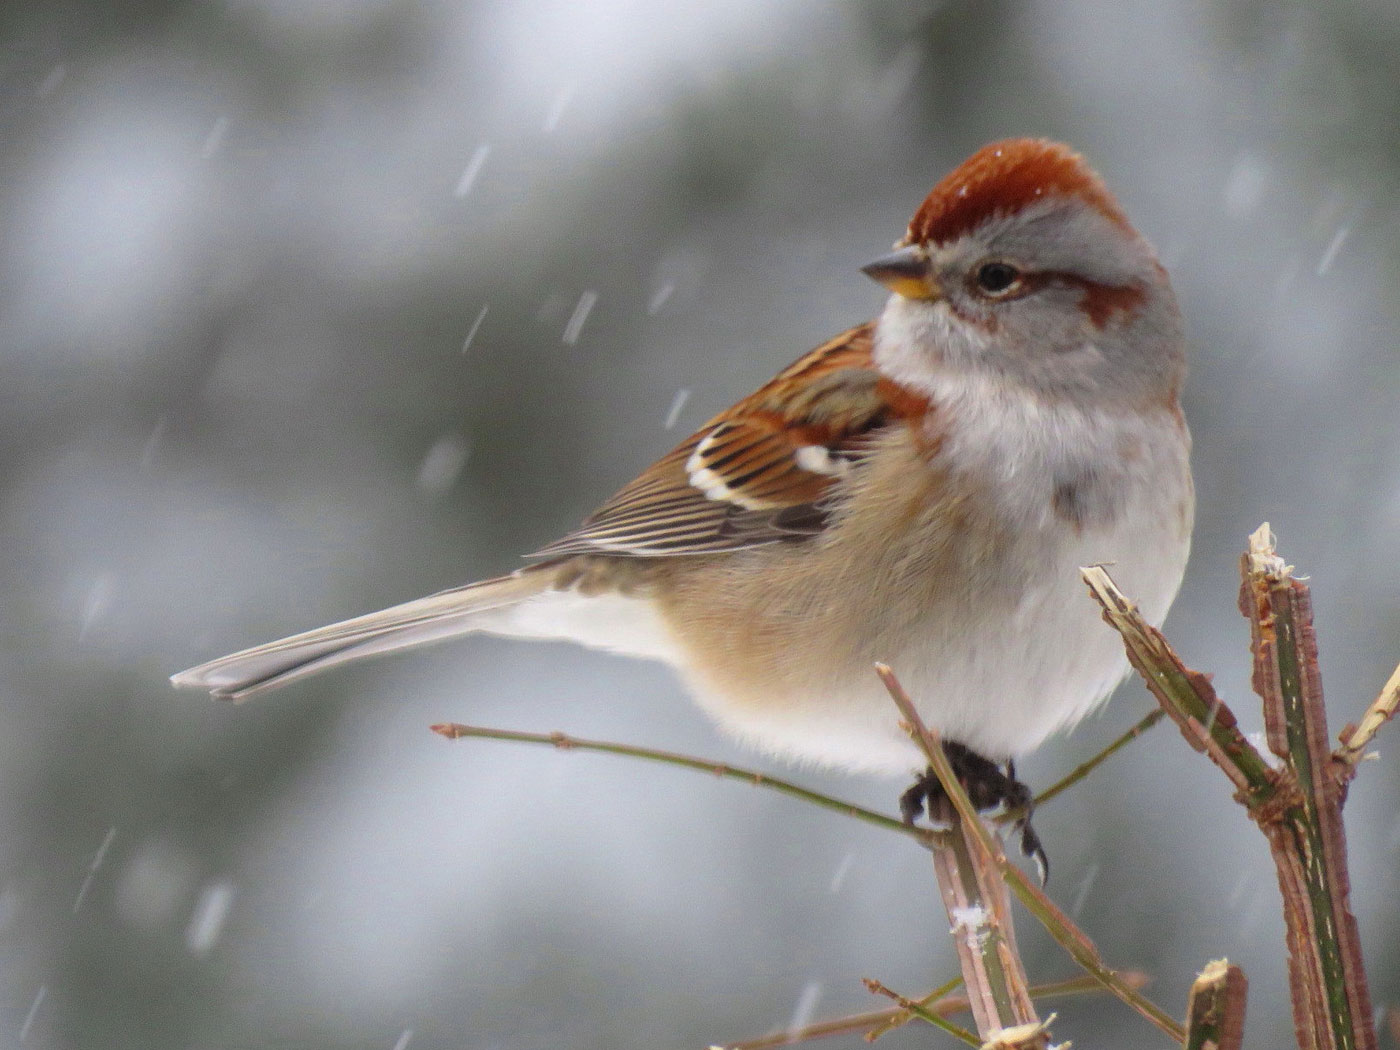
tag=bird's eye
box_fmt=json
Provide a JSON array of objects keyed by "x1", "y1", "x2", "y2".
[{"x1": 974, "y1": 261, "x2": 1022, "y2": 296}]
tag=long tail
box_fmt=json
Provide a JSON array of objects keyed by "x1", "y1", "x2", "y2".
[{"x1": 171, "y1": 568, "x2": 557, "y2": 702}]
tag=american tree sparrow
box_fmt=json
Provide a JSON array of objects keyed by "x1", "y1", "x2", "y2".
[{"x1": 175, "y1": 139, "x2": 1193, "y2": 866}]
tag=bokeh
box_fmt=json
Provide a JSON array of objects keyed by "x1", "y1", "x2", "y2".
[{"x1": 1, "y1": 1, "x2": 1398, "y2": 1047}]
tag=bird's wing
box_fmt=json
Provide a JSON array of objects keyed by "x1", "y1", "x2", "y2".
[{"x1": 532, "y1": 322, "x2": 931, "y2": 558}]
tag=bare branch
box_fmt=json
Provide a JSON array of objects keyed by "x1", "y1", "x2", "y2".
[
  {"x1": 1334, "y1": 659, "x2": 1400, "y2": 768},
  {"x1": 861, "y1": 979, "x2": 980, "y2": 1046},
  {"x1": 1087, "y1": 527, "x2": 1379, "y2": 1050},
  {"x1": 1184, "y1": 959, "x2": 1247, "y2": 1050},
  {"x1": 1080, "y1": 565, "x2": 1279, "y2": 806},
  {"x1": 875, "y1": 664, "x2": 1048, "y2": 1044},
  {"x1": 876, "y1": 664, "x2": 1187, "y2": 1044},
  {"x1": 1239, "y1": 524, "x2": 1376, "y2": 1050},
  {"x1": 717, "y1": 973, "x2": 1156, "y2": 1050}
]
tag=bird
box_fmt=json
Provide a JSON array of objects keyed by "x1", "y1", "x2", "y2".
[{"x1": 173, "y1": 139, "x2": 1193, "y2": 868}]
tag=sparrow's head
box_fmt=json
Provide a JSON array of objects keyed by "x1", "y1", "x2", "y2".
[{"x1": 864, "y1": 139, "x2": 1183, "y2": 408}]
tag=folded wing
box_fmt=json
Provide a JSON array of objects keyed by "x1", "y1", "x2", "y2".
[{"x1": 534, "y1": 322, "x2": 928, "y2": 557}]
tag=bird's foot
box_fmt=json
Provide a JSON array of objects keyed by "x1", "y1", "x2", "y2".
[{"x1": 899, "y1": 742, "x2": 1049, "y2": 885}]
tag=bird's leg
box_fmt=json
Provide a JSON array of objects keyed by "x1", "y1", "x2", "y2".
[{"x1": 900, "y1": 743, "x2": 1049, "y2": 884}]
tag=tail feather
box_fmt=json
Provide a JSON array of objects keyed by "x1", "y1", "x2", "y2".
[{"x1": 171, "y1": 569, "x2": 556, "y2": 702}]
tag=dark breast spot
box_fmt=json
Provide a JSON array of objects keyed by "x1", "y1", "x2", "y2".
[
  {"x1": 1052, "y1": 480, "x2": 1089, "y2": 532},
  {"x1": 1051, "y1": 468, "x2": 1121, "y2": 533}
]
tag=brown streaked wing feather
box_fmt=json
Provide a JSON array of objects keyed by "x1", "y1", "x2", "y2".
[{"x1": 531, "y1": 322, "x2": 930, "y2": 558}]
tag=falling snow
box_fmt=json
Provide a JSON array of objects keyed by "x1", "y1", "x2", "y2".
[
  {"x1": 461, "y1": 305, "x2": 489, "y2": 353},
  {"x1": 79, "y1": 573, "x2": 114, "y2": 641},
  {"x1": 73, "y1": 826, "x2": 119, "y2": 913},
  {"x1": 417, "y1": 434, "x2": 472, "y2": 495},
  {"x1": 562, "y1": 291, "x2": 598, "y2": 345},
  {"x1": 1070, "y1": 861, "x2": 1100, "y2": 919},
  {"x1": 647, "y1": 282, "x2": 675, "y2": 315},
  {"x1": 186, "y1": 879, "x2": 236, "y2": 956},
  {"x1": 828, "y1": 851, "x2": 855, "y2": 893},
  {"x1": 663, "y1": 388, "x2": 690, "y2": 430},
  {"x1": 785, "y1": 981, "x2": 822, "y2": 1035},
  {"x1": 1316, "y1": 225, "x2": 1350, "y2": 276},
  {"x1": 454, "y1": 144, "x2": 491, "y2": 198},
  {"x1": 19, "y1": 985, "x2": 47, "y2": 1043},
  {"x1": 391, "y1": 1029, "x2": 414, "y2": 1050}
]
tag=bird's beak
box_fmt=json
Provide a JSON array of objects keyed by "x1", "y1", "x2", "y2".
[{"x1": 861, "y1": 244, "x2": 942, "y2": 301}]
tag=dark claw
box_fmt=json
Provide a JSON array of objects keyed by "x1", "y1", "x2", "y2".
[
  {"x1": 1018, "y1": 818, "x2": 1050, "y2": 886},
  {"x1": 901, "y1": 743, "x2": 1050, "y2": 884}
]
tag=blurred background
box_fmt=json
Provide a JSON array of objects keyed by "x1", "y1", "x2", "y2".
[{"x1": 2, "y1": 0, "x2": 1398, "y2": 1046}]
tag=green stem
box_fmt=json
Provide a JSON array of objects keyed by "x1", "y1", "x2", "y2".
[
  {"x1": 862, "y1": 979, "x2": 980, "y2": 1046},
  {"x1": 998, "y1": 706, "x2": 1165, "y2": 825},
  {"x1": 1081, "y1": 566, "x2": 1278, "y2": 805},
  {"x1": 431, "y1": 723, "x2": 928, "y2": 844}
]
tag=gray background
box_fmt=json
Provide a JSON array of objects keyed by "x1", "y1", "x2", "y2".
[{"x1": 1, "y1": 1, "x2": 1398, "y2": 1047}]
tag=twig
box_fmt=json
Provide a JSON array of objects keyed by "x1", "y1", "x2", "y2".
[
  {"x1": 878, "y1": 972, "x2": 1149, "y2": 1047},
  {"x1": 719, "y1": 967, "x2": 1155, "y2": 1050},
  {"x1": 1334, "y1": 658, "x2": 1400, "y2": 768},
  {"x1": 1239, "y1": 525, "x2": 1376, "y2": 1050},
  {"x1": 875, "y1": 664, "x2": 1047, "y2": 1045},
  {"x1": 437, "y1": 707, "x2": 1174, "y2": 1043},
  {"x1": 861, "y1": 973, "x2": 964, "y2": 1043},
  {"x1": 1080, "y1": 565, "x2": 1280, "y2": 807},
  {"x1": 862, "y1": 980, "x2": 979, "y2": 1046},
  {"x1": 431, "y1": 723, "x2": 927, "y2": 845},
  {"x1": 720, "y1": 975, "x2": 1112, "y2": 1050},
  {"x1": 998, "y1": 705, "x2": 1165, "y2": 823},
  {"x1": 716, "y1": 974, "x2": 968, "y2": 1047},
  {"x1": 876, "y1": 665, "x2": 1187, "y2": 1044},
  {"x1": 435, "y1": 704, "x2": 1164, "y2": 846},
  {"x1": 715, "y1": 1004, "x2": 909, "y2": 1050},
  {"x1": 1184, "y1": 959, "x2": 1247, "y2": 1050}
]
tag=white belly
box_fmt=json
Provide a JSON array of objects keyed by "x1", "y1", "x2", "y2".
[{"x1": 875, "y1": 502, "x2": 1189, "y2": 767}]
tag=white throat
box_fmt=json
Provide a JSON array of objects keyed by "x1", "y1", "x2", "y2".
[{"x1": 872, "y1": 295, "x2": 991, "y2": 397}]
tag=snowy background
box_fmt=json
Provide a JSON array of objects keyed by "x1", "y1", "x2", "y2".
[{"x1": 2, "y1": 1, "x2": 1398, "y2": 1047}]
